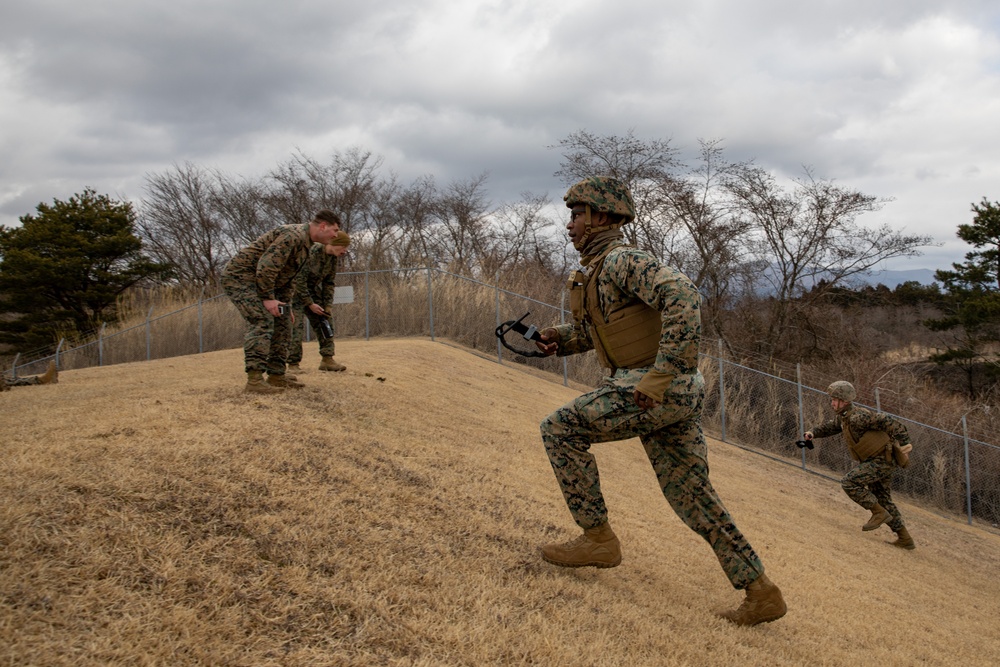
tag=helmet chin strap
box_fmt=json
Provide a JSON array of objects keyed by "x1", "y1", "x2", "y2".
[{"x1": 573, "y1": 208, "x2": 594, "y2": 251}]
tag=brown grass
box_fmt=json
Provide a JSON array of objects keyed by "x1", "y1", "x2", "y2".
[{"x1": 2, "y1": 339, "x2": 999, "y2": 666}]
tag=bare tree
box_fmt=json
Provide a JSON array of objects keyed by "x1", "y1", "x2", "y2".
[
  {"x1": 656, "y1": 140, "x2": 758, "y2": 345},
  {"x1": 263, "y1": 155, "x2": 323, "y2": 228},
  {"x1": 213, "y1": 173, "x2": 272, "y2": 250},
  {"x1": 434, "y1": 173, "x2": 492, "y2": 276},
  {"x1": 553, "y1": 129, "x2": 683, "y2": 254},
  {"x1": 263, "y1": 148, "x2": 383, "y2": 231},
  {"x1": 480, "y1": 192, "x2": 562, "y2": 286},
  {"x1": 330, "y1": 147, "x2": 382, "y2": 232},
  {"x1": 393, "y1": 175, "x2": 445, "y2": 269},
  {"x1": 724, "y1": 166, "x2": 932, "y2": 359},
  {"x1": 138, "y1": 163, "x2": 231, "y2": 288},
  {"x1": 353, "y1": 175, "x2": 404, "y2": 271}
]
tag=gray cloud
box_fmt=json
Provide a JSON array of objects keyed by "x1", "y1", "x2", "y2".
[{"x1": 2, "y1": 0, "x2": 999, "y2": 271}]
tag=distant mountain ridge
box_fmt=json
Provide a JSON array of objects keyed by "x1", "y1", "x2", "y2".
[
  {"x1": 858, "y1": 268, "x2": 938, "y2": 288},
  {"x1": 757, "y1": 267, "x2": 939, "y2": 294}
]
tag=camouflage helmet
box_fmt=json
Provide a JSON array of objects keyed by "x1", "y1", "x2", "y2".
[
  {"x1": 827, "y1": 381, "x2": 856, "y2": 402},
  {"x1": 563, "y1": 176, "x2": 636, "y2": 223}
]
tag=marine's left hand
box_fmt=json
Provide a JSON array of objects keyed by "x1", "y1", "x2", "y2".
[
  {"x1": 534, "y1": 328, "x2": 559, "y2": 356},
  {"x1": 634, "y1": 390, "x2": 661, "y2": 410}
]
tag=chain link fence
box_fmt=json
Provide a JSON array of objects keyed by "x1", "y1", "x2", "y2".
[
  {"x1": 698, "y1": 355, "x2": 998, "y2": 527},
  {"x1": 8, "y1": 267, "x2": 999, "y2": 528}
]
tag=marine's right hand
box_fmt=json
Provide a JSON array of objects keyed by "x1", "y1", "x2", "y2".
[{"x1": 263, "y1": 299, "x2": 282, "y2": 317}]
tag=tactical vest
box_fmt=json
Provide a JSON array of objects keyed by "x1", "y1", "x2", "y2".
[
  {"x1": 841, "y1": 421, "x2": 892, "y2": 462},
  {"x1": 568, "y1": 246, "x2": 661, "y2": 370}
]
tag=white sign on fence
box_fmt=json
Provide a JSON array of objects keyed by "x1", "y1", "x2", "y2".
[{"x1": 333, "y1": 286, "x2": 355, "y2": 304}]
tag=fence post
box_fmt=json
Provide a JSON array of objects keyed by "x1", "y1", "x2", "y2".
[
  {"x1": 875, "y1": 387, "x2": 881, "y2": 412},
  {"x1": 364, "y1": 270, "x2": 370, "y2": 341},
  {"x1": 963, "y1": 416, "x2": 973, "y2": 526},
  {"x1": 718, "y1": 339, "x2": 727, "y2": 443},
  {"x1": 495, "y1": 278, "x2": 502, "y2": 363},
  {"x1": 797, "y1": 363, "x2": 806, "y2": 470},
  {"x1": 11, "y1": 353, "x2": 20, "y2": 379},
  {"x1": 99, "y1": 322, "x2": 106, "y2": 367},
  {"x1": 55, "y1": 339, "x2": 64, "y2": 369},
  {"x1": 427, "y1": 267, "x2": 436, "y2": 341},
  {"x1": 561, "y1": 291, "x2": 568, "y2": 387},
  {"x1": 198, "y1": 287, "x2": 205, "y2": 354},
  {"x1": 146, "y1": 306, "x2": 154, "y2": 361}
]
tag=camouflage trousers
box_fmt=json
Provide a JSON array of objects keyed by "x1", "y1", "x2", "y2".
[
  {"x1": 842, "y1": 458, "x2": 905, "y2": 531},
  {"x1": 287, "y1": 302, "x2": 335, "y2": 364},
  {"x1": 4, "y1": 375, "x2": 41, "y2": 387},
  {"x1": 540, "y1": 369, "x2": 765, "y2": 589},
  {"x1": 221, "y1": 275, "x2": 293, "y2": 375}
]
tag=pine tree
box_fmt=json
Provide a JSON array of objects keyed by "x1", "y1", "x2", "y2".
[
  {"x1": 924, "y1": 198, "x2": 1000, "y2": 397},
  {"x1": 0, "y1": 189, "x2": 173, "y2": 352}
]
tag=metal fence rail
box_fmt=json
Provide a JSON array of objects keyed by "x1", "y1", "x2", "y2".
[{"x1": 8, "y1": 267, "x2": 999, "y2": 528}]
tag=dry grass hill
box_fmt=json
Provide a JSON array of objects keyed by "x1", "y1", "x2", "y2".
[{"x1": 2, "y1": 338, "x2": 999, "y2": 666}]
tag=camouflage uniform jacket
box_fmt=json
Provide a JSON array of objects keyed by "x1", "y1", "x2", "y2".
[
  {"x1": 292, "y1": 243, "x2": 338, "y2": 309},
  {"x1": 222, "y1": 224, "x2": 311, "y2": 300},
  {"x1": 811, "y1": 404, "x2": 912, "y2": 447},
  {"x1": 550, "y1": 240, "x2": 701, "y2": 394}
]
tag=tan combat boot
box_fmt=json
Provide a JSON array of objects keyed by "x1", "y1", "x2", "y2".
[
  {"x1": 719, "y1": 573, "x2": 787, "y2": 626},
  {"x1": 318, "y1": 356, "x2": 346, "y2": 372},
  {"x1": 246, "y1": 371, "x2": 283, "y2": 394},
  {"x1": 862, "y1": 504, "x2": 891, "y2": 531},
  {"x1": 39, "y1": 361, "x2": 59, "y2": 384},
  {"x1": 890, "y1": 526, "x2": 916, "y2": 550},
  {"x1": 287, "y1": 363, "x2": 303, "y2": 373},
  {"x1": 540, "y1": 522, "x2": 622, "y2": 568},
  {"x1": 267, "y1": 373, "x2": 305, "y2": 389}
]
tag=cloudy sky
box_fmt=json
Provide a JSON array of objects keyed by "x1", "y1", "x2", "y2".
[{"x1": 2, "y1": 0, "x2": 999, "y2": 272}]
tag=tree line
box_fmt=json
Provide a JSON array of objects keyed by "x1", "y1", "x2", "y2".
[{"x1": 3, "y1": 130, "x2": 1000, "y2": 398}]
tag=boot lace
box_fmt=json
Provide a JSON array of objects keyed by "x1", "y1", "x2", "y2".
[{"x1": 561, "y1": 533, "x2": 592, "y2": 549}]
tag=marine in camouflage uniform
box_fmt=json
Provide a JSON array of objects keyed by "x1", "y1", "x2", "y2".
[
  {"x1": 288, "y1": 232, "x2": 350, "y2": 372},
  {"x1": 221, "y1": 210, "x2": 342, "y2": 393},
  {"x1": 534, "y1": 176, "x2": 786, "y2": 627},
  {"x1": 1, "y1": 361, "x2": 58, "y2": 389},
  {"x1": 805, "y1": 381, "x2": 916, "y2": 549}
]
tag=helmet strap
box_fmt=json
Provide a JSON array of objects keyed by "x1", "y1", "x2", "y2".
[
  {"x1": 573, "y1": 207, "x2": 594, "y2": 251},
  {"x1": 573, "y1": 207, "x2": 624, "y2": 258}
]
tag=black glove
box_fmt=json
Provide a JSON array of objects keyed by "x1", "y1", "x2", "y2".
[{"x1": 795, "y1": 439, "x2": 814, "y2": 450}]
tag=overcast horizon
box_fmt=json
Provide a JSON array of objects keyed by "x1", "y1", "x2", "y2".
[{"x1": 2, "y1": 1, "x2": 999, "y2": 274}]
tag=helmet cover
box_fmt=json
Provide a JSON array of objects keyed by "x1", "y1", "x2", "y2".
[
  {"x1": 563, "y1": 176, "x2": 636, "y2": 223},
  {"x1": 827, "y1": 381, "x2": 857, "y2": 402}
]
